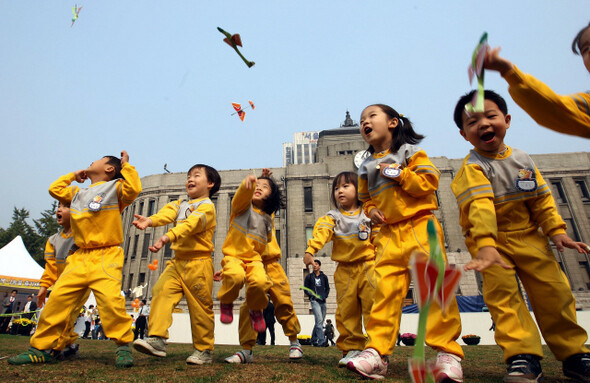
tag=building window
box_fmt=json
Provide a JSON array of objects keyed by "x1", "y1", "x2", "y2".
[
  {"x1": 296, "y1": 144, "x2": 302, "y2": 163},
  {"x1": 141, "y1": 233, "x2": 151, "y2": 258},
  {"x1": 139, "y1": 272, "x2": 145, "y2": 284},
  {"x1": 138, "y1": 201, "x2": 144, "y2": 215},
  {"x1": 169, "y1": 195, "x2": 179, "y2": 202},
  {"x1": 147, "y1": 199, "x2": 156, "y2": 216},
  {"x1": 575, "y1": 180, "x2": 590, "y2": 202},
  {"x1": 164, "y1": 242, "x2": 172, "y2": 258},
  {"x1": 304, "y1": 187, "x2": 313, "y2": 212},
  {"x1": 276, "y1": 229, "x2": 281, "y2": 248},
  {"x1": 550, "y1": 181, "x2": 567, "y2": 204},
  {"x1": 132, "y1": 234, "x2": 139, "y2": 259},
  {"x1": 579, "y1": 262, "x2": 590, "y2": 290},
  {"x1": 305, "y1": 226, "x2": 313, "y2": 242},
  {"x1": 564, "y1": 218, "x2": 581, "y2": 242},
  {"x1": 128, "y1": 273, "x2": 134, "y2": 290}
]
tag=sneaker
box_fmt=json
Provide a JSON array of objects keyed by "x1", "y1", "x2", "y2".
[
  {"x1": 347, "y1": 348, "x2": 388, "y2": 380},
  {"x1": 115, "y1": 345, "x2": 133, "y2": 368},
  {"x1": 563, "y1": 353, "x2": 590, "y2": 383},
  {"x1": 225, "y1": 349, "x2": 253, "y2": 364},
  {"x1": 504, "y1": 354, "x2": 542, "y2": 383},
  {"x1": 339, "y1": 350, "x2": 362, "y2": 368},
  {"x1": 435, "y1": 352, "x2": 463, "y2": 383},
  {"x1": 289, "y1": 342, "x2": 303, "y2": 360},
  {"x1": 62, "y1": 343, "x2": 80, "y2": 359},
  {"x1": 186, "y1": 349, "x2": 213, "y2": 365},
  {"x1": 7, "y1": 347, "x2": 56, "y2": 365},
  {"x1": 249, "y1": 310, "x2": 266, "y2": 333},
  {"x1": 220, "y1": 303, "x2": 233, "y2": 324},
  {"x1": 133, "y1": 336, "x2": 167, "y2": 357}
]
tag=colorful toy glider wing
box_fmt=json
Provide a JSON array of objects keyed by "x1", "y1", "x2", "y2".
[
  {"x1": 71, "y1": 5, "x2": 82, "y2": 27},
  {"x1": 465, "y1": 32, "x2": 489, "y2": 114},
  {"x1": 231, "y1": 101, "x2": 255, "y2": 122},
  {"x1": 217, "y1": 27, "x2": 255, "y2": 68},
  {"x1": 408, "y1": 219, "x2": 463, "y2": 383}
]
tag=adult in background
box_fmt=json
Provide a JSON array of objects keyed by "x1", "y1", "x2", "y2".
[
  {"x1": 304, "y1": 260, "x2": 329, "y2": 347},
  {"x1": 0, "y1": 290, "x2": 18, "y2": 334},
  {"x1": 134, "y1": 300, "x2": 149, "y2": 340}
]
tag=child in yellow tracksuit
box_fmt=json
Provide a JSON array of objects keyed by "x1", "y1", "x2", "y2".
[
  {"x1": 132, "y1": 164, "x2": 221, "y2": 365},
  {"x1": 482, "y1": 22, "x2": 590, "y2": 139},
  {"x1": 217, "y1": 173, "x2": 281, "y2": 333},
  {"x1": 347, "y1": 105, "x2": 464, "y2": 381},
  {"x1": 9, "y1": 150, "x2": 141, "y2": 367},
  {"x1": 452, "y1": 90, "x2": 590, "y2": 383},
  {"x1": 38, "y1": 201, "x2": 90, "y2": 360},
  {"x1": 224, "y1": 223, "x2": 303, "y2": 364},
  {"x1": 303, "y1": 171, "x2": 376, "y2": 368}
]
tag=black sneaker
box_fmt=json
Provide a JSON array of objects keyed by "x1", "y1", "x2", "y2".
[
  {"x1": 504, "y1": 354, "x2": 543, "y2": 383},
  {"x1": 563, "y1": 353, "x2": 590, "y2": 382}
]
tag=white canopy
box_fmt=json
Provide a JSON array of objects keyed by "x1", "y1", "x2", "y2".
[{"x1": 0, "y1": 236, "x2": 45, "y2": 287}]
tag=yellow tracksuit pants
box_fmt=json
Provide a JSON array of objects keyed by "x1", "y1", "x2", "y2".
[
  {"x1": 148, "y1": 256, "x2": 214, "y2": 351},
  {"x1": 365, "y1": 214, "x2": 464, "y2": 358},
  {"x1": 31, "y1": 247, "x2": 133, "y2": 350},
  {"x1": 334, "y1": 260, "x2": 376, "y2": 353},
  {"x1": 55, "y1": 290, "x2": 91, "y2": 351},
  {"x1": 480, "y1": 227, "x2": 589, "y2": 362},
  {"x1": 238, "y1": 260, "x2": 301, "y2": 349},
  {"x1": 217, "y1": 256, "x2": 272, "y2": 311}
]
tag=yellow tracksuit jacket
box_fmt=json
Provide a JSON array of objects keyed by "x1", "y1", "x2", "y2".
[
  {"x1": 147, "y1": 197, "x2": 216, "y2": 351},
  {"x1": 32, "y1": 162, "x2": 141, "y2": 350},
  {"x1": 451, "y1": 146, "x2": 589, "y2": 361},
  {"x1": 358, "y1": 144, "x2": 463, "y2": 358}
]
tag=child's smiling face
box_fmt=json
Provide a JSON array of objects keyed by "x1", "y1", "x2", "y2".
[
  {"x1": 185, "y1": 167, "x2": 213, "y2": 199},
  {"x1": 460, "y1": 99, "x2": 511, "y2": 153},
  {"x1": 252, "y1": 178, "x2": 272, "y2": 209},
  {"x1": 360, "y1": 105, "x2": 397, "y2": 152}
]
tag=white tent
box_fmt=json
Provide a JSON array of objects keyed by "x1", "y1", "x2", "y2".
[{"x1": 0, "y1": 235, "x2": 45, "y2": 289}]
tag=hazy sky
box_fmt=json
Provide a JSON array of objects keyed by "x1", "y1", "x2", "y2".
[{"x1": 0, "y1": 1, "x2": 588, "y2": 228}]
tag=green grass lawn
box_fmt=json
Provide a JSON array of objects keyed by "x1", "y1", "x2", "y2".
[{"x1": 0, "y1": 334, "x2": 575, "y2": 382}]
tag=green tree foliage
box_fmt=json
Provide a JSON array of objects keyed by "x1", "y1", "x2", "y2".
[{"x1": 0, "y1": 203, "x2": 59, "y2": 268}]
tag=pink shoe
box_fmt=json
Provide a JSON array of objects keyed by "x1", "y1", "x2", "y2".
[
  {"x1": 249, "y1": 310, "x2": 266, "y2": 333},
  {"x1": 220, "y1": 303, "x2": 233, "y2": 324},
  {"x1": 347, "y1": 348, "x2": 388, "y2": 380},
  {"x1": 435, "y1": 352, "x2": 463, "y2": 383}
]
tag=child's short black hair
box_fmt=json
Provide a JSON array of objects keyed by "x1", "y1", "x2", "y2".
[
  {"x1": 572, "y1": 22, "x2": 590, "y2": 55},
  {"x1": 453, "y1": 90, "x2": 508, "y2": 129},
  {"x1": 258, "y1": 176, "x2": 284, "y2": 215},
  {"x1": 188, "y1": 164, "x2": 222, "y2": 197},
  {"x1": 330, "y1": 171, "x2": 360, "y2": 208},
  {"x1": 362, "y1": 104, "x2": 425, "y2": 153},
  {"x1": 104, "y1": 156, "x2": 123, "y2": 180}
]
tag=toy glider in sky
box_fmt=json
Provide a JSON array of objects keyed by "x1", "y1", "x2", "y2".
[
  {"x1": 217, "y1": 27, "x2": 255, "y2": 68},
  {"x1": 231, "y1": 101, "x2": 255, "y2": 122},
  {"x1": 408, "y1": 219, "x2": 462, "y2": 383},
  {"x1": 465, "y1": 32, "x2": 489, "y2": 114},
  {"x1": 71, "y1": 5, "x2": 82, "y2": 27}
]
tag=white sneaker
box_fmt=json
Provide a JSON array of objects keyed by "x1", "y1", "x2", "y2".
[
  {"x1": 347, "y1": 348, "x2": 388, "y2": 380},
  {"x1": 133, "y1": 337, "x2": 167, "y2": 357},
  {"x1": 225, "y1": 350, "x2": 253, "y2": 364},
  {"x1": 186, "y1": 349, "x2": 213, "y2": 365},
  {"x1": 289, "y1": 342, "x2": 303, "y2": 360},
  {"x1": 339, "y1": 350, "x2": 361, "y2": 368},
  {"x1": 435, "y1": 352, "x2": 463, "y2": 382}
]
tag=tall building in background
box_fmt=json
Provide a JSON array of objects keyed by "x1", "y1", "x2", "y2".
[
  {"x1": 121, "y1": 111, "x2": 590, "y2": 314},
  {"x1": 282, "y1": 131, "x2": 319, "y2": 166}
]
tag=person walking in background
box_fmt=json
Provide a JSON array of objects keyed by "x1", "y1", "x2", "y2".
[
  {"x1": 134, "y1": 300, "x2": 149, "y2": 340},
  {"x1": 304, "y1": 259, "x2": 329, "y2": 347}
]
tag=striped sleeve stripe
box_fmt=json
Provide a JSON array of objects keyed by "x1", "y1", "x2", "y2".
[
  {"x1": 572, "y1": 95, "x2": 590, "y2": 116},
  {"x1": 414, "y1": 165, "x2": 441, "y2": 176},
  {"x1": 455, "y1": 185, "x2": 494, "y2": 205}
]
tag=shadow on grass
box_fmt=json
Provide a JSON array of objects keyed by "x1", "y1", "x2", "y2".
[{"x1": 0, "y1": 335, "x2": 576, "y2": 382}]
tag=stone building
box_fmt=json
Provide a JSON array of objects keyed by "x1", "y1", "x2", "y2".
[{"x1": 121, "y1": 113, "x2": 590, "y2": 313}]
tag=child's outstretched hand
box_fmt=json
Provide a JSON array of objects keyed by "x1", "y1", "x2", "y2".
[
  {"x1": 244, "y1": 174, "x2": 257, "y2": 189},
  {"x1": 483, "y1": 46, "x2": 514, "y2": 75},
  {"x1": 121, "y1": 150, "x2": 129, "y2": 164},
  {"x1": 213, "y1": 270, "x2": 223, "y2": 282},
  {"x1": 551, "y1": 233, "x2": 590, "y2": 254},
  {"x1": 149, "y1": 235, "x2": 170, "y2": 253},
  {"x1": 261, "y1": 168, "x2": 272, "y2": 178},
  {"x1": 133, "y1": 214, "x2": 152, "y2": 230},
  {"x1": 303, "y1": 252, "x2": 314, "y2": 267},
  {"x1": 73, "y1": 169, "x2": 88, "y2": 183},
  {"x1": 464, "y1": 246, "x2": 512, "y2": 272},
  {"x1": 369, "y1": 208, "x2": 386, "y2": 225}
]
